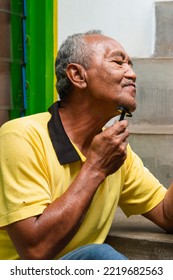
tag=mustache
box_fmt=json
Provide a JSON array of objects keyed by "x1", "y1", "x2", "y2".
[{"x1": 122, "y1": 79, "x2": 136, "y2": 88}]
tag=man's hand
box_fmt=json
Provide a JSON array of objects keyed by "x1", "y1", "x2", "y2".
[{"x1": 86, "y1": 120, "x2": 129, "y2": 179}]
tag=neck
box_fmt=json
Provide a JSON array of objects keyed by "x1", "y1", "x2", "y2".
[{"x1": 59, "y1": 100, "x2": 116, "y2": 156}]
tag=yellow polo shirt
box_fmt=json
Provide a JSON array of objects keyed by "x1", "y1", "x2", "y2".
[{"x1": 0, "y1": 101, "x2": 167, "y2": 259}]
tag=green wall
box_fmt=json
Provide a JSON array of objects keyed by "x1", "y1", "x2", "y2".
[{"x1": 10, "y1": 0, "x2": 54, "y2": 119}]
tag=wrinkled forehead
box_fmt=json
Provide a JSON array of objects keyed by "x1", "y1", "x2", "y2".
[{"x1": 84, "y1": 34, "x2": 127, "y2": 57}]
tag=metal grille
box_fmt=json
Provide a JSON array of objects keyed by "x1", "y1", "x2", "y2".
[{"x1": 0, "y1": 0, "x2": 27, "y2": 126}]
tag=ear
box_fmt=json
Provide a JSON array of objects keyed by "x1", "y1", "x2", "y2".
[{"x1": 66, "y1": 63, "x2": 87, "y2": 89}]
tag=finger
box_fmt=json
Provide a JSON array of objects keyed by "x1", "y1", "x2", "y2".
[
  {"x1": 113, "y1": 120, "x2": 129, "y2": 132},
  {"x1": 106, "y1": 120, "x2": 128, "y2": 136}
]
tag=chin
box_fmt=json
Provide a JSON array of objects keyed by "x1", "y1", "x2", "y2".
[
  {"x1": 130, "y1": 104, "x2": 137, "y2": 112},
  {"x1": 128, "y1": 100, "x2": 137, "y2": 112}
]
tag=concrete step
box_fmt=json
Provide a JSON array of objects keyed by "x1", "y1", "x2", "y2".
[
  {"x1": 132, "y1": 57, "x2": 173, "y2": 125},
  {"x1": 128, "y1": 57, "x2": 173, "y2": 188},
  {"x1": 106, "y1": 208, "x2": 173, "y2": 259}
]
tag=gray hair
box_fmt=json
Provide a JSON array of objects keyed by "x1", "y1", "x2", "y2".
[{"x1": 55, "y1": 30, "x2": 102, "y2": 101}]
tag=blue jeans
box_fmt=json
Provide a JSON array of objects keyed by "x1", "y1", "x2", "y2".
[{"x1": 60, "y1": 244, "x2": 128, "y2": 260}]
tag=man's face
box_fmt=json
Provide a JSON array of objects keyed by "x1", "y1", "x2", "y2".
[{"x1": 85, "y1": 35, "x2": 137, "y2": 115}]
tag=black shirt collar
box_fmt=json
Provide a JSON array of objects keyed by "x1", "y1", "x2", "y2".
[{"x1": 48, "y1": 101, "x2": 81, "y2": 165}]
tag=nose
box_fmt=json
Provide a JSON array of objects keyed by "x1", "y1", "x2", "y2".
[{"x1": 124, "y1": 63, "x2": 136, "y2": 81}]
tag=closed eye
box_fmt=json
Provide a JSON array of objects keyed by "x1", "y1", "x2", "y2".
[
  {"x1": 117, "y1": 60, "x2": 134, "y2": 68},
  {"x1": 112, "y1": 60, "x2": 124, "y2": 65},
  {"x1": 115, "y1": 60, "x2": 123, "y2": 65}
]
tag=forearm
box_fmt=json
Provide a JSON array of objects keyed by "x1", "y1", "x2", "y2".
[
  {"x1": 7, "y1": 163, "x2": 104, "y2": 260},
  {"x1": 143, "y1": 183, "x2": 173, "y2": 233},
  {"x1": 35, "y1": 163, "x2": 103, "y2": 257}
]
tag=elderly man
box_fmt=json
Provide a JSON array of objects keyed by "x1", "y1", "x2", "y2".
[{"x1": 0, "y1": 30, "x2": 172, "y2": 260}]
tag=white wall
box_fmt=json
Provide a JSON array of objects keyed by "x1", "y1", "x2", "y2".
[{"x1": 58, "y1": 0, "x2": 172, "y2": 58}]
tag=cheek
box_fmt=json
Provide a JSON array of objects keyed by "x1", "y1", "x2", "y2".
[
  {"x1": 88, "y1": 68, "x2": 124, "y2": 93},
  {"x1": 107, "y1": 70, "x2": 124, "y2": 86}
]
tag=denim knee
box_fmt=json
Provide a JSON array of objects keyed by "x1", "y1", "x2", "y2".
[{"x1": 60, "y1": 243, "x2": 128, "y2": 260}]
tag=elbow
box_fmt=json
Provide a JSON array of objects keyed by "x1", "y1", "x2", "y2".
[
  {"x1": 19, "y1": 246, "x2": 52, "y2": 260},
  {"x1": 17, "y1": 241, "x2": 54, "y2": 260},
  {"x1": 17, "y1": 238, "x2": 65, "y2": 259}
]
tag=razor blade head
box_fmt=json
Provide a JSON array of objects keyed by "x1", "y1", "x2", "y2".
[{"x1": 117, "y1": 106, "x2": 132, "y2": 121}]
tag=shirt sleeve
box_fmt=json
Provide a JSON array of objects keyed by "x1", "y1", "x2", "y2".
[
  {"x1": 118, "y1": 145, "x2": 167, "y2": 217},
  {"x1": 0, "y1": 121, "x2": 52, "y2": 227}
]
